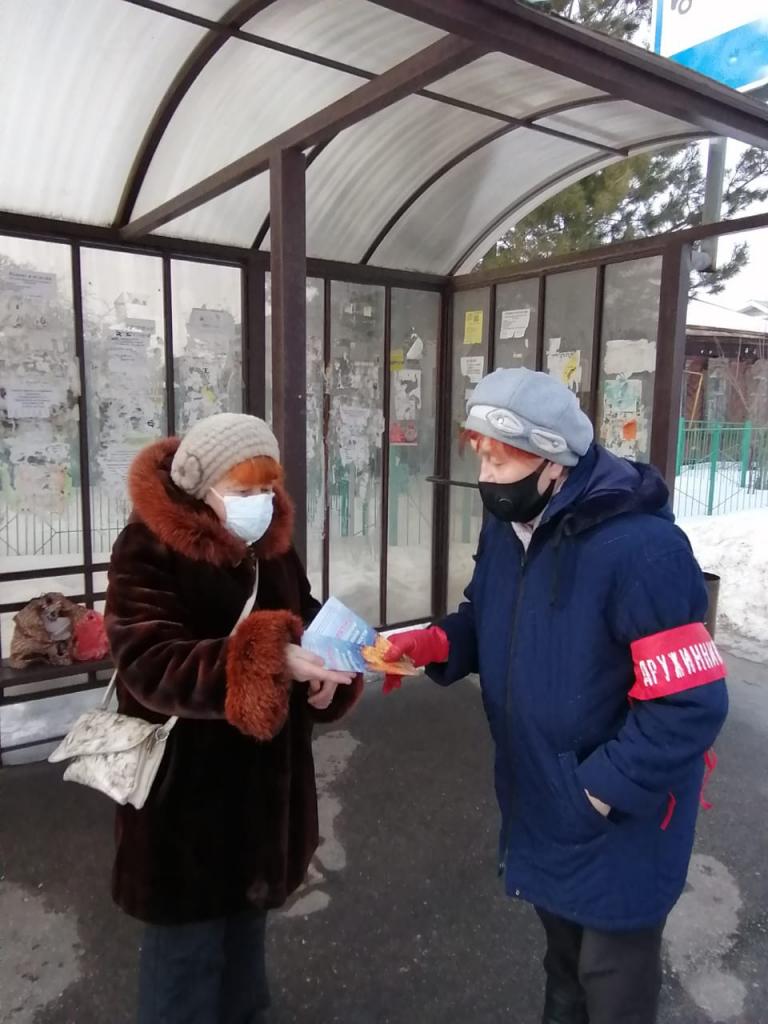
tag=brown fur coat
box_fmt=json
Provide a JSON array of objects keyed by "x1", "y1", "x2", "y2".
[{"x1": 105, "y1": 438, "x2": 362, "y2": 925}]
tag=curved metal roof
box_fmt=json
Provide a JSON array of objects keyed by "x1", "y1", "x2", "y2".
[{"x1": 2, "y1": 0, "x2": 767, "y2": 275}]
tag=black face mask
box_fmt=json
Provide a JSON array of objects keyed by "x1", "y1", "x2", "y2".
[{"x1": 478, "y1": 461, "x2": 555, "y2": 524}]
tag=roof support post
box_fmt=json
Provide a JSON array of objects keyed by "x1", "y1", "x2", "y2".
[
  {"x1": 651, "y1": 241, "x2": 691, "y2": 494},
  {"x1": 270, "y1": 147, "x2": 308, "y2": 565}
]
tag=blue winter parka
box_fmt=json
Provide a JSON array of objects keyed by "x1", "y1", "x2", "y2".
[{"x1": 429, "y1": 444, "x2": 728, "y2": 931}]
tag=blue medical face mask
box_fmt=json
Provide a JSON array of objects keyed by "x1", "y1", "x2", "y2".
[{"x1": 213, "y1": 490, "x2": 274, "y2": 544}]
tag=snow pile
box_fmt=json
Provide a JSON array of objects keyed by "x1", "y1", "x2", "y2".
[
  {"x1": 674, "y1": 463, "x2": 768, "y2": 519},
  {"x1": 680, "y1": 509, "x2": 768, "y2": 662}
]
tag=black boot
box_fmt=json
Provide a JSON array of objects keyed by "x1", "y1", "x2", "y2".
[{"x1": 541, "y1": 987, "x2": 589, "y2": 1024}]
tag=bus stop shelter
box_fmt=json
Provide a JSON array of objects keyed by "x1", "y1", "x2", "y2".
[{"x1": 2, "y1": 0, "x2": 768, "y2": 759}]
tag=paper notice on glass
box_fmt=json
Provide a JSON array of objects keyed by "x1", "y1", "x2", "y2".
[
  {"x1": 460, "y1": 356, "x2": 484, "y2": 383},
  {"x1": 547, "y1": 350, "x2": 582, "y2": 393},
  {"x1": 499, "y1": 308, "x2": 531, "y2": 340},
  {"x1": 392, "y1": 369, "x2": 421, "y2": 423},
  {"x1": 4, "y1": 268, "x2": 57, "y2": 303},
  {"x1": 15, "y1": 462, "x2": 69, "y2": 515},
  {"x1": 5, "y1": 383, "x2": 66, "y2": 419},
  {"x1": 107, "y1": 331, "x2": 150, "y2": 376},
  {"x1": 390, "y1": 348, "x2": 405, "y2": 372},
  {"x1": 603, "y1": 338, "x2": 657, "y2": 376},
  {"x1": 464, "y1": 310, "x2": 484, "y2": 345},
  {"x1": 603, "y1": 377, "x2": 642, "y2": 414},
  {"x1": 98, "y1": 442, "x2": 147, "y2": 493}
]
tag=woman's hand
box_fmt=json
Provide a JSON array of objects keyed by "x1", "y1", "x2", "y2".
[
  {"x1": 306, "y1": 679, "x2": 339, "y2": 710},
  {"x1": 284, "y1": 644, "x2": 355, "y2": 709}
]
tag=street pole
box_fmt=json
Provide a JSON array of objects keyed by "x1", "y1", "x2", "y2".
[{"x1": 700, "y1": 137, "x2": 727, "y2": 269}]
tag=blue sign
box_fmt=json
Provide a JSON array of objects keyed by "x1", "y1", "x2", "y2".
[{"x1": 652, "y1": 1, "x2": 768, "y2": 93}]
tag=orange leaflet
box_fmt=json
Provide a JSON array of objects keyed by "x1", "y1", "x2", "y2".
[{"x1": 361, "y1": 635, "x2": 415, "y2": 676}]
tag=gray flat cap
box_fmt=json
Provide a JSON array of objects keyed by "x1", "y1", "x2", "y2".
[{"x1": 465, "y1": 367, "x2": 594, "y2": 467}]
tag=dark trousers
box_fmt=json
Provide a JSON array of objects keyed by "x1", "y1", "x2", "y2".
[
  {"x1": 535, "y1": 908, "x2": 665, "y2": 1024},
  {"x1": 138, "y1": 909, "x2": 270, "y2": 1024}
]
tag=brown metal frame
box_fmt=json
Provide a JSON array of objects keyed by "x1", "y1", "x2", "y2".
[
  {"x1": 1, "y1": 211, "x2": 764, "y2": 760},
  {"x1": 270, "y1": 147, "x2": 308, "y2": 564},
  {"x1": 447, "y1": 132, "x2": 711, "y2": 276},
  {"x1": 380, "y1": 286, "x2": 393, "y2": 625},
  {"x1": 115, "y1": 0, "x2": 280, "y2": 228},
  {"x1": 4, "y1": 0, "x2": 768, "y2": 759},
  {"x1": 115, "y1": 0, "x2": 768, "y2": 272},
  {"x1": 243, "y1": 255, "x2": 266, "y2": 417},
  {"x1": 650, "y1": 242, "x2": 692, "y2": 479},
  {"x1": 453, "y1": 209, "x2": 768, "y2": 291},
  {"x1": 370, "y1": 0, "x2": 768, "y2": 148},
  {"x1": 122, "y1": 35, "x2": 486, "y2": 238},
  {"x1": 0, "y1": 210, "x2": 446, "y2": 291},
  {"x1": 360, "y1": 96, "x2": 624, "y2": 266}
]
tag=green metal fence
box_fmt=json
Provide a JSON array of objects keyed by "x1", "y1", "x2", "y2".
[{"x1": 675, "y1": 420, "x2": 768, "y2": 518}]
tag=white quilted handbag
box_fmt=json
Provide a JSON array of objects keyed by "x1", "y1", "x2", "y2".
[{"x1": 49, "y1": 576, "x2": 259, "y2": 809}]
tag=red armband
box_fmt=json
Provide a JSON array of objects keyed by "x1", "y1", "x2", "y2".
[{"x1": 628, "y1": 623, "x2": 726, "y2": 700}]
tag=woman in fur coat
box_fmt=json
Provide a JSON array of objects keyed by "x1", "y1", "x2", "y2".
[{"x1": 105, "y1": 412, "x2": 361, "y2": 1024}]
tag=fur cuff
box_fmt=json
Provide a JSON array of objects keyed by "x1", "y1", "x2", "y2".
[
  {"x1": 310, "y1": 674, "x2": 364, "y2": 724},
  {"x1": 226, "y1": 611, "x2": 302, "y2": 740}
]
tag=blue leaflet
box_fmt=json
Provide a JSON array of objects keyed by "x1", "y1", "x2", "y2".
[{"x1": 301, "y1": 597, "x2": 377, "y2": 672}]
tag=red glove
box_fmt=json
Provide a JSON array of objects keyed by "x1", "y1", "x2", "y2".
[{"x1": 381, "y1": 626, "x2": 450, "y2": 694}]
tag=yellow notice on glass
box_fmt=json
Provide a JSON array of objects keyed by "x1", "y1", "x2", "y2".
[
  {"x1": 390, "y1": 348, "x2": 405, "y2": 371},
  {"x1": 464, "y1": 310, "x2": 484, "y2": 345}
]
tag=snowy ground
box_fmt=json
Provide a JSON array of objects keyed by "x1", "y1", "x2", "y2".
[
  {"x1": 674, "y1": 462, "x2": 768, "y2": 519},
  {"x1": 680, "y1": 509, "x2": 768, "y2": 663}
]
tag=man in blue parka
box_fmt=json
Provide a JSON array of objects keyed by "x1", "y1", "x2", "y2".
[{"x1": 384, "y1": 367, "x2": 728, "y2": 1024}]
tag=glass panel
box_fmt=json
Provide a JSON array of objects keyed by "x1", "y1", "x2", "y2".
[
  {"x1": 134, "y1": 41, "x2": 358, "y2": 220},
  {"x1": 538, "y1": 101, "x2": 691, "y2": 150},
  {"x1": 450, "y1": 290, "x2": 491, "y2": 481},
  {"x1": 245, "y1": 0, "x2": 445, "y2": 74},
  {"x1": 0, "y1": 0, "x2": 204, "y2": 223},
  {"x1": 306, "y1": 279, "x2": 325, "y2": 599},
  {"x1": 494, "y1": 278, "x2": 539, "y2": 370},
  {"x1": 447, "y1": 487, "x2": 484, "y2": 613},
  {"x1": 171, "y1": 261, "x2": 243, "y2": 432},
  {"x1": 543, "y1": 269, "x2": 597, "y2": 413},
  {"x1": 306, "y1": 96, "x2": 498, "y2": 263},
  {"x1": 0, "y1": 237, "x2": 81, "y2": 578},
  {"x1": 374, "y1": 129, "x2": 598, "y2": 274},
  {"x1": 434, "y1": 54, "x2": 604, "y2": 119},
  {"x1": 386, "y1": 289, "x2": 440, "y2": 623},
  {"x1": 328, "y1": 282, "x2": 385, "y2": 625},
  {"x1": 81, "y1": 249, "x2": 166, "y2": 561},
  {"x1": 446, "y1": 289, "x2": 488, "y2": 612},
  {"x1": 597, "y1": 257, "x2": 662, "y2": 464}
]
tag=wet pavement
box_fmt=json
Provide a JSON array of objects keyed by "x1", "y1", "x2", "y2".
[{"x1": 1, "y1": 651, "x2": 766, "y2": 1024}]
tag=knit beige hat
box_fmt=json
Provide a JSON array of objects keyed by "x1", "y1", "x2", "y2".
[{"x1": 171, "y1": 413, "x2": 280, "y2": 499}]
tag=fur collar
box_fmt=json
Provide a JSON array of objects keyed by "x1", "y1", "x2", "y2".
[{"x1": 128, "y1": 438, "x2": 295, "y2": 567}]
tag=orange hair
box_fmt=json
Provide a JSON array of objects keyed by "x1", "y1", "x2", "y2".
[
  {"x1": 219, "y1": 456, "x2": 283, "y2": 489},
  {"x1": 459, "y1": 429, "x2": 541, "y2": 463}
]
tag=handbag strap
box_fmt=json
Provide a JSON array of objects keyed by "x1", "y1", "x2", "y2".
[
  {"x1": 101, "y1": 670, "x2": 119, "y2": 711},
  {"x1": 101, "y1": 562, "x2": 260, "y2": 718},
  {"x1": 234, "y1": 561, "x2": 259, "y2": 631}
]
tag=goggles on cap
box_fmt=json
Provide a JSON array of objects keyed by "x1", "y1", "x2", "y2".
[{"x1": 468, "y1": 404, "x2": 569, "y2": 457}]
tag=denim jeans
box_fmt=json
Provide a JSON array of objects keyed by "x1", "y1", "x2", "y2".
[{"x1": 137, "y1": 909, "x2": 269, "y2": 1024}]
